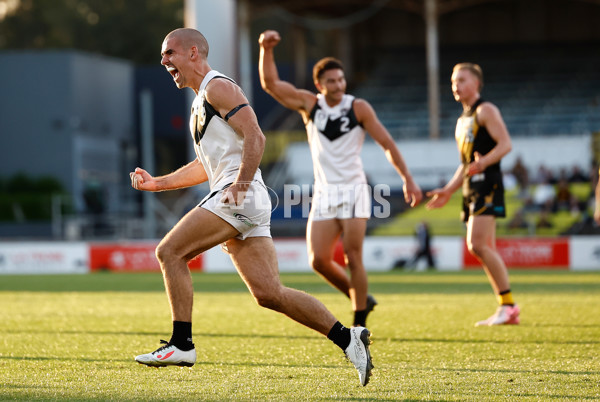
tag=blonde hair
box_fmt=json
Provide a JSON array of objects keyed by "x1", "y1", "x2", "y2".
[{"x1": 453, "y1": 63, "x2": 483, "y2": 90}]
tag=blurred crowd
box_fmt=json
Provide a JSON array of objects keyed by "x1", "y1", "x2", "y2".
[{"x1": 504, "y1": 156, "x2": 595, "y2": 231}]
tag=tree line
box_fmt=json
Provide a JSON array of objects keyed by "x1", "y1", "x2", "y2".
[{"x1": 0, "y1": 0, "x2": 184, "y2": 64}]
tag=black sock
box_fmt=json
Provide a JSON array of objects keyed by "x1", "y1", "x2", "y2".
[
  {"x1": 353, "y1": 310, "x2": 367, "y2": 327},
  {"x1": 169, "y1": 321, "x2": 194, "y2": 351},
  {"x1": 327, "y1": 321, "x2": 351, "y2": 351}
]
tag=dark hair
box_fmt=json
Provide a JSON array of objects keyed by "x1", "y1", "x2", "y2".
[
  {"x1": 312, "y1": 57, "x2": 344, "y2": 83},
  {"x1": 453, "y1": 62, "x2": 483, "y2": 90}
]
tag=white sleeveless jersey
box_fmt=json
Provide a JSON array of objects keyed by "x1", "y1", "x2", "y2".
[
  {"x1": 190, "y1": 70, "x2": 264, "y2": 191},
  {"x1": 305, "y1": 94, "x2": 367, "y2": 190}
]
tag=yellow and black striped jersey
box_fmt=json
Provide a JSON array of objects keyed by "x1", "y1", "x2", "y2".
[{"x1": 455, "y1": 98, "x2": 500, "y2": 173}]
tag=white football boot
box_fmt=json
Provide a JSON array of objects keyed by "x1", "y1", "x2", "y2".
[
  {"x1": 344, "y1": 327, "x2": 374, "y2": 386},
  {"x1": 475, "y1": 305, "x2": 521, "y2": 327},
  {"x1": 135, "y1": 340, "x2": 196, "y2": 367}
]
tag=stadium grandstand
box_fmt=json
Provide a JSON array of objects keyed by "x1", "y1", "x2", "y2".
[
  {"x1": 0, "y1": 0, "x2": 599, "y2": 240},
  {"x1": 245, "y1": 0, "x2": 600, "y2": 236},
  {"x1": 355, "y1": 43, "x2": 600, "y2": 139},
  {"x1": 250, "y1": 0, "x2": 600, "y2": 140}
]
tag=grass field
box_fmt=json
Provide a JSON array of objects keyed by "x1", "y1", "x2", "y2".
[{"x1": 1, "y1": 270, "x2": 599, "y2": 401}]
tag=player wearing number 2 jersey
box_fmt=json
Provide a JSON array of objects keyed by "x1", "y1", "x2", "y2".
[
  {"x1": 307, "y1": 93, "x2": 367, "y2": 188},
  {"x1": 259, "y1": 29, "x2": 422, "y2": 328}
]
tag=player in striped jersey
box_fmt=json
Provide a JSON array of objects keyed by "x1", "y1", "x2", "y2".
[{"x1": 427, "y1": 63, "x2": 520, "y2": 326}]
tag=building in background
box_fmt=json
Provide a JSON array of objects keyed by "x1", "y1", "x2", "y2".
[
  {"x1": 1, "y1": 0, "x2": 599, "y2": 239},
  {"x1": 0, "y1": 51, "x2": 189, "y2": 239}
]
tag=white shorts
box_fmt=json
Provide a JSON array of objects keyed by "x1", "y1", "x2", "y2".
[
  {"x1": 309, "y1": 183, "x2": 372, "y2": 221},
  {"x1": 199, "y1": 181, "x2": 272, "y2": 240}
]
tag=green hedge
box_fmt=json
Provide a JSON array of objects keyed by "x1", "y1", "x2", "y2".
[{"x1": 0, "y1": 173, "x2": 69, "y2": 222}]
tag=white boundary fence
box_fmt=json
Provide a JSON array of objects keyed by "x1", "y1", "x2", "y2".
[{"x1": 0, "y1": 236, "x2": 598, "y2": 274}]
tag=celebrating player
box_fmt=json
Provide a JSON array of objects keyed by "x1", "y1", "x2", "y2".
[
  {"x1": 130, "y1": 28, "x2": 373, "y2": 386},
  {"x1": 259, "y1": 29, "x2": 422, "y2": 327}
]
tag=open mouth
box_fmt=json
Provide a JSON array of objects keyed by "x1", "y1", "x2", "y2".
[{"x1": 167, "y1": 66, "x2": 180, "y2": 81}]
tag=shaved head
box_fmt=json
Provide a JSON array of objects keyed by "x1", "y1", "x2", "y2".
[{"x1": 165, "y1": 28, "x2": 209, "y2": 59}]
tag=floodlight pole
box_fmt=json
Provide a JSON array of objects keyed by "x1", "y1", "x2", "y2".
[
  {"x1": 140, "y1": 89, "x2": 157, "y2": 239},
  {"x1": 237, "y1": 0, "x2": 253, "y2": 103},
  {"x1": 425, "y1": 0, "x2": 440, "y2": 140}
]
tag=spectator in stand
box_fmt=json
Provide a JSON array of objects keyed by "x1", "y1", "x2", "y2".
[
  {"x1": 536, "y1": 210, "x2": 553, "y2": 229},
  {"x1": 568, "y1": 165, "x2": 589, "y2": 183},
  {"x1": 534, "y1": 164, "x2": 555, "y2": 185},
  {"x1": 502, "y1": 171, "x2": 518, "y2": 192},
  {"x1": 532, "y1": 178, "x2": 555, "y2": 211},
  {"x1": 557, "y1": 167, "x2": 569, "y2": 183},
  {"x1": 507, "y1": 208, "x2": 528, "y2": 230},
  {"x1": 594, "y1": 166, "x2": 600, "y2": 224},
  {"x1": 510, "y1": 156, "x2": 529, "y2": 196},
  {"x1": 554, "y1": 178, "x2": 579, "y2": 213}
]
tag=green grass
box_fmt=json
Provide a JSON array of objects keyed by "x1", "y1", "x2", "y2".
[{"x1": 1, "y1": 270, "x2": 600, "y2": 400}]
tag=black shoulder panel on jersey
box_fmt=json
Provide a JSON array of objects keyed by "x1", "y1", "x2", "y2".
[
  {"x1": 194, "y1": 101, "x2": 221, "y2": 144},
  {"x1": 308, "y1": 101, "x2": 320, "y2": 122},
  {"x1": 320, "y1": 102, "x2": 360, "y2": 141}
]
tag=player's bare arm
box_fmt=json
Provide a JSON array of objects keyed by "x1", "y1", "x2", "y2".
[
  {"x1": 426, "y1": 164, "x2": 464, "y2": 210},
  {"x1": 130, "y1": 160, "x2": 208, "y2": 192},
  {"x1": 205, "y1": 78, "x2": 265, "y2": 205},
  {"x1": 258, "y1": 30, "x2": 316, "y2": 120},
  {"x1": 467, "y1": 102, "x2": 512, "y2": 176},
  {"x1": 354, "y1": 99, "x2": 423, "y2": 207}
]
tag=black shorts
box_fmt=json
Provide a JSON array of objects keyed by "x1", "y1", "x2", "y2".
[{"x1": 461, "y1": 169, "x2": 506, "y2": 222}]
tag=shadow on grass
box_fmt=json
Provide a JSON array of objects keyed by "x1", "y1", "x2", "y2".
[
  {"x1": 385, "y1": 336, "x2": 600, "y2": 345},
  {"x1": 436, "y1": 387, "x2": 600, "y2": 401},
  {"x1": 4, "y1": 328, "x2": 599, "y2": 345},
  {"x1": 2, "y1": 329, "x2": 321, "y2": 340},
  {"x1": 0, "y1": 354, "x2": 341, "y2": 369},
  {"x1": 0, "y1": 355, "x2": 129, "y2": 363},
  {"x1": 423, "y1": 366, "x2": 600, "y2": 376},
  {"x1": 2, "y1": 271, "x2": 600, "y2": 294}
]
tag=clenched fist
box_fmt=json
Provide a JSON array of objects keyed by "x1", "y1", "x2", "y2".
[{"x1": 259, "y1": 30, "x2": 281, "y2": 50}]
